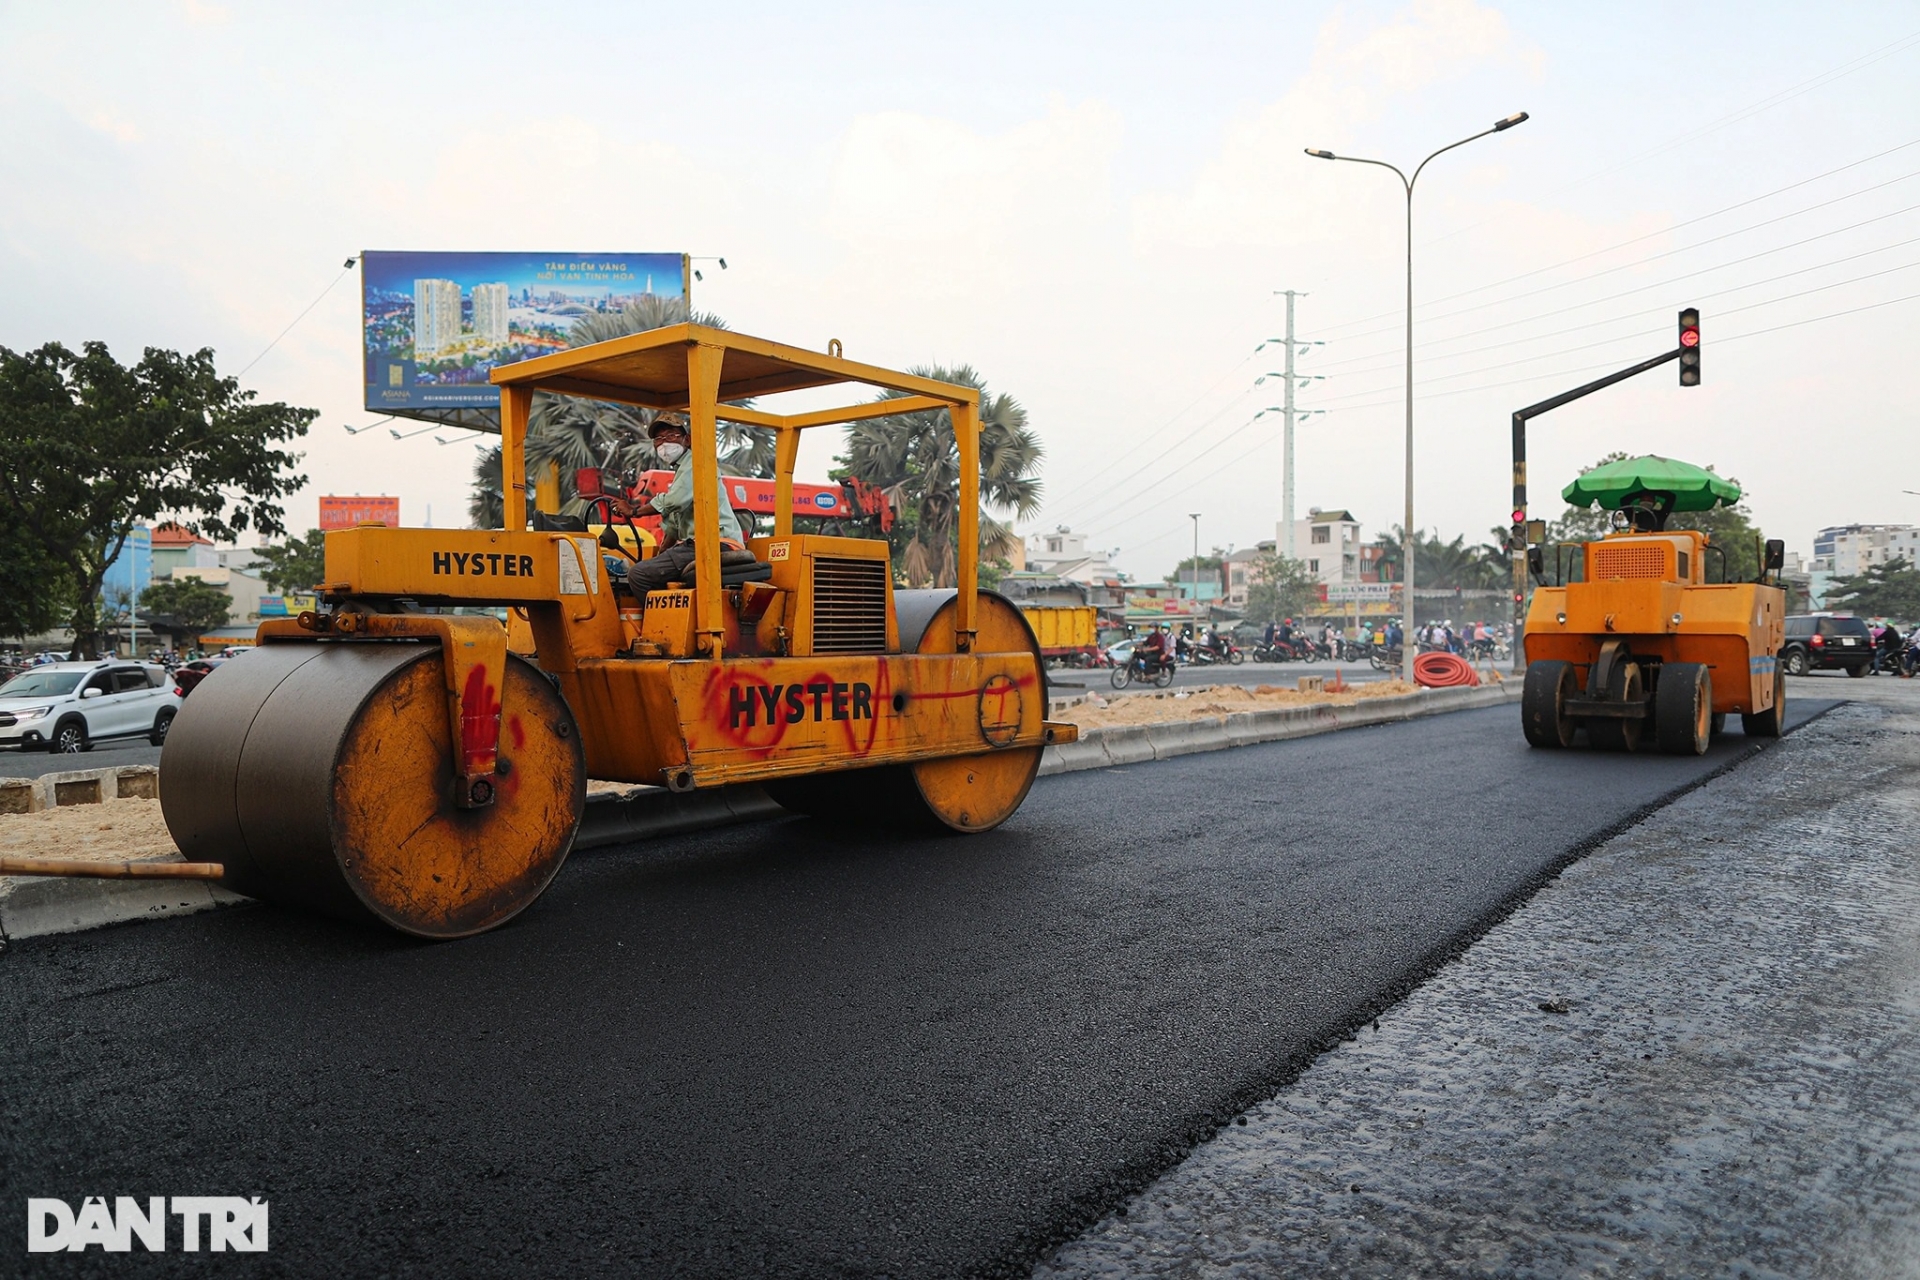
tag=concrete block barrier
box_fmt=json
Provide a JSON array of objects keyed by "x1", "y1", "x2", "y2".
[{"x1": 0, "y1": 764, "x2": 164, "y2": 813}]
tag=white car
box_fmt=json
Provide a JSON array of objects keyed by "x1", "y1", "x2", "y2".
[{"x1": 0, "y1": 661, "x2": 183, "y2": 753}]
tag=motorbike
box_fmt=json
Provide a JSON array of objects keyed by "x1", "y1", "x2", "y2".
[
  {"x1": 1368, "y1": 643, "x2": 1405, "y2": 672},
  {"x1": 1110, "y1": 649, "x2": 1177, "y2": 689},
  {"x1": 1254, "y1": 638, "x2": 1317, "y2": 664}
]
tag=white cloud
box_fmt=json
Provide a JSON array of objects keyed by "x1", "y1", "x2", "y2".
[{"x1": 1134, "y1": 0, "x2": 1542, "y2": 253}]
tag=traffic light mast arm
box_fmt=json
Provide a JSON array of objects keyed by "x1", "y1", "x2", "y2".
[{"x1": 1508, "y1": 315, "x2": 1700, "y2": 674}]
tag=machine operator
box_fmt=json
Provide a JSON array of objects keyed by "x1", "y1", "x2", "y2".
[{"x1": 615, "y1": 415, "x2": 759, "y2": 595}]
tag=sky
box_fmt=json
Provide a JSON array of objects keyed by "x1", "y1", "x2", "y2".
[{"x1": 2, "y1": 0, "x2": 1917, "y2": 577}]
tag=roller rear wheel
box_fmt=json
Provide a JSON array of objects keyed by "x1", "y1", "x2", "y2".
[
  {"x1": 1654, "y1": 661, "x2": 1711, "y2": 756},
  {"x1": 1741, "y1": 662, "x2": 1787, "y2": 738},
  {"x1": 767, "y1": 591, "x2": 1044, "y2": 833},
  {"x1": 161, "y1": 643, "x2": 585, "y2": 938},
  {"x1": 1521, "y1": 659, "x2": 1575, "y2": 749}
]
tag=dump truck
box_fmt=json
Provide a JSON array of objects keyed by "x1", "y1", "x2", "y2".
[
  {"x1": 1521, "y1": 455, "x2": 1786, "y2": 754},
  {"x1": 136, "y1": 325, "x2": 1074, "y2": 937},
  {"x1": 1019, "y1": 604, "x2": 1101, "y2": 667}
]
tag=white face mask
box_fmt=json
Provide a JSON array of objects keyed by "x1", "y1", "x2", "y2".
[{"x1": 655, "y1": 442, "x2": 687, "y2": 464}]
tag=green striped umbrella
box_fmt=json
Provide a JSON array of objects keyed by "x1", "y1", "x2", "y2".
[{"x1": 1561, "y1": 455, "x2": 1741, "y2": 512}]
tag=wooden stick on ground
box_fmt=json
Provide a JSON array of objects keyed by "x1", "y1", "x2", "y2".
[{"x1": 0, "y1": 856, "x2": 224, "y2": 880}]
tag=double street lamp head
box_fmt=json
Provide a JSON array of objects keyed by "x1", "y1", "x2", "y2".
[{"x1": 1304, "y1": 112, "x2": 1528, "y2": 162}]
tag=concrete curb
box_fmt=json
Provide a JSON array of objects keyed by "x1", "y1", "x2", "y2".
[{"x1": 0, "y1": 682, "x2": 1519, "y2": 944}]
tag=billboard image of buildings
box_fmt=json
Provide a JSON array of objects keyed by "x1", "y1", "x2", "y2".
[
  {"x1": 319, "y1": 495, "x2": 402, "y2": 531},
  {"x1": 360, "y1": 251, "x2": 686, "y2": 412}
]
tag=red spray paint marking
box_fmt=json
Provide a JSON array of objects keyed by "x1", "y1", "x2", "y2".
[
  {"x1": 697, "y1": 661, "x2": 889, "y2": 760},
  {"x1": 508, "y1": 715, "x2": 526, "y2": 750},
  {"x1": 459, "y1": 663, "x2": 502, "y2": 775}
]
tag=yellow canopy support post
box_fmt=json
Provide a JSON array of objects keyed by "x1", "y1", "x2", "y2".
[
  {"x1": 774, "y1": 426, "x2": 801, "y2": 539},
  {"x1": 953, "y1": 397, "x2": 980, "y2": 651},
  {"x1": 502, "y1": 384, "x2": 532, "y2": 531},
  {"x1": 687, "y1": 340, "x2": 727, "y2": 658}
]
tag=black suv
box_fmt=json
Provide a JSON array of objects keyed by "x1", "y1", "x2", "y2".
[{"x1": 1781, "y1": 614, "x2": 1872, "y2": 677}]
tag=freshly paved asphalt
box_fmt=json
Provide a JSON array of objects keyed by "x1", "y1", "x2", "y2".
[{"x1": 0, "y1": 698, "x2": 1832, "y2": 1277}]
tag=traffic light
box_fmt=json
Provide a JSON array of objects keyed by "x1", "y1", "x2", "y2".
[{"x1": 1678, "y1": 307, "x2": 1701, "y2": 386}]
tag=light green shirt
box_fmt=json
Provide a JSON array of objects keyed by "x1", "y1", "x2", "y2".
[{"x1": 655, "y1": 450, "x2": 745, "y2": 546}]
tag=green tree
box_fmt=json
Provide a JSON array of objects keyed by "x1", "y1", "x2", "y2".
[
  {"x1": 254, "y1": 528, "x2": 327, "y2": 593},
  {"x1": 1368, "y1": 525, "x2": 1503, "y2": 590},
  {"x1": 139, "y1": 576, "x2": 233, "y2": 645},
  {"x1": 1826, "y1": 556, "x2": 1920, "y2": 619},
  {"x1": 1244, "y1": 553, "x2": 1319, "y2": 625},
  {"x1": 0, "y1": 342, "x2": 311, "y2": 657},
  {"x1": 0, "y1": 500, "x2": 71, "y2": 640},
  {"x1": 506, "y1": 296, "x2": 774, "y2": 525},
  {"x1": 837, "y1": 366, "x2": 1043, "y2": 588},
  {"x1": 1550, "y1": 451, "x2": 1765, "y2": 582}
]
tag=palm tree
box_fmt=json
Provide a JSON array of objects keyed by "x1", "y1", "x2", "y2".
[
  {"x1": 470, "y1": 445, "x2": 504, "y2": 529},
  {"x1": 837, "y1": 366, "x2": 1043, "y2": 588},
  {"x1": 494, "y1": 296, "x2": 776, "y2": 522}
]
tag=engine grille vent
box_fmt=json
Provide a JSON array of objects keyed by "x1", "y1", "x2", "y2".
[
  {"x1": 1590, "y1": 544, "x2": 1668, "y2": 580},
  {"x1": 811, "y1": 557, "x2": 888, "y2": 653}
]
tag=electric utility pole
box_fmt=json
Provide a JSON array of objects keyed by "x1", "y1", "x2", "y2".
[{"x1": 1280, "y1": 289, "x2": 1300, "y2": 560}]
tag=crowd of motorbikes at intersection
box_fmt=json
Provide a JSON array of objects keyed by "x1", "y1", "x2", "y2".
[{"x1": 1098, "y1": 619, "x2": 1511, "y2": 689}]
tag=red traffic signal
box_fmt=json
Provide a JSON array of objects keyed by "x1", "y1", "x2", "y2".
[{"x1": 1678, "y1": 308, "x2": 1701, "y2": 385}]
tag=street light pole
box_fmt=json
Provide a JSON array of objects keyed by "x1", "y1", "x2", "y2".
[
  {"x1": 1188, "y1": 512, "x2": 1201, "y2": 604},
  {"x1": 1307, "y1": 111, "x2": 1528, "y2": 684}
]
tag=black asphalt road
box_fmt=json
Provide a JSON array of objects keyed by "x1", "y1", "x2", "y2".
[
  {"x1": 0, "y1": 739, "x2": 162, "y2": 778},
  {"x1": 0, "y1": 699, "x2": 1833, "y2": 1277}
]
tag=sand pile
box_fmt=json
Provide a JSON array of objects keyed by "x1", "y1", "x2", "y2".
[
  {"x1": 0, "y1": 798, "x2": 179, "y2": 865},
  {"x1": 1063, "y1": 680, "x2": 1418, "y2": 729}
]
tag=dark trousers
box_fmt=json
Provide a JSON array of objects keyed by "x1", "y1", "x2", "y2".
[
  {"x1": 626, "y1": 543, "x2": 757, "y2": 596},
  {"x1": 628, "y1": 543, "x2": 698, "y2": 594}
]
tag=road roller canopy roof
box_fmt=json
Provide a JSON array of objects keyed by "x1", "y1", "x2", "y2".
[
  {"x1": 1562, "y1": 455, "x2": 1742, "y2": 513},
  {"x1": 489, "y1": 323, "x2": 979, "y2": 430}
]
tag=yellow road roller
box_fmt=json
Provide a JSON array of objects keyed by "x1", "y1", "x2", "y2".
[
  {"x1": 1521, "y1": 455, "x2": 1787, "y2": 754},
  {"x1": 156, "y1": 325, "x2": 1075, "y2": 937}
]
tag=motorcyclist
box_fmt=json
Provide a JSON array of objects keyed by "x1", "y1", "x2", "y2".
[
  {"x1": 1138, "y1": 624, "x2": 1173, "y2": 675},
  {"x1": 1876, "y1": 619, "x2": 1905, "y2": 674}
]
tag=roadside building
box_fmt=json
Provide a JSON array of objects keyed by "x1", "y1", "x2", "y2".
[
  {"x1": 151, "y1": 523, "x2": 220, "y2": 577},
  {"x1": 1023, "y1": 527, "x2": 1124, "y2": 612},
  {"x1": 1280, "y1": 508, "x2": 1365, "y2": 586}
]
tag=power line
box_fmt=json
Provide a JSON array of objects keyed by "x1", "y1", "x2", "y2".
[
  {"x1": 1314, "y1": 165, "x2": 1920, "y2": 354},
  {"x1": 1086, "y1": 282, "x2": 1920, "y2": 535},
  {"x1": 1317, "y1": 135, "x2": 1920, "y2": 339},
  {"x1": 1309, "y1": 232, "x2": 1920, "y2": 402},
  {"x1": 1314, "y1": 208, "x2": 1920, "y2": 377},
  {"x1": 1313, "y1": 249, "x2": 1917, "y2": 406},
  {"x1": 1042, "y1": 346, "x2": 1266, "y2": 507},
  {"x1": 1309, "y1": 42, "x2": 1920, "y2": 337}
]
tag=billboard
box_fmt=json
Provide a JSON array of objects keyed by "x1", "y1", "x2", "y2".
[
  {"x1": 320, "y1": 495, "x2": 401, "y2": 531},
  {"x1": 360, "y1": 251, "x2": 687, "y2": 412}
]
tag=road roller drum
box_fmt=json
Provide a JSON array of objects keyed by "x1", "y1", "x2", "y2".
[
  {"x1": 161, "y1": 643, "x2": 585, "y2": 938},
  {"x1": 764, "y1": 590, "x2": 1046, "y2": 833}
]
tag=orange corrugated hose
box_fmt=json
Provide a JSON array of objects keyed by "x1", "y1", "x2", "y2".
[{"x1": 1413, "y1": 651, "x2": 1479, "y2": 688}]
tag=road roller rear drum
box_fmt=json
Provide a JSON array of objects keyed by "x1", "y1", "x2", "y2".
[{"x1": 765, "y1": 590, "x2": 1046, "y2": 833}]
